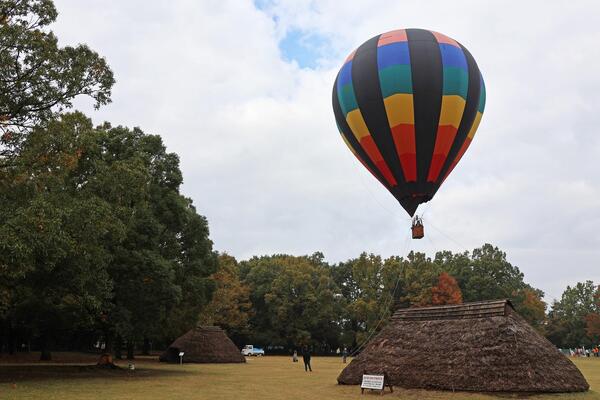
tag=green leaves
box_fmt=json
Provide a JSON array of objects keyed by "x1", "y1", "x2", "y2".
[
  {"x1": 0, "y1": 111, "x2": 216, "y2": 355},
  {"x1": 240, "y1": 254, "x2": 341, "y2": 349},
  {"x1": 547, "y1": 281, "x2": 599, "y2": 348},
  {"x1": 0, "y1": 0, "x2": 114, "y2": 153}
]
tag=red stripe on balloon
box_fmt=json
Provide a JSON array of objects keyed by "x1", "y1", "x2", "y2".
[
  {"x1": 390, "y1": 124, "x2": 417, "y2": 182},
  {"x1": 427, "y1": 125, "x2": 458, "y2": 182},
  {"x1": 360, "y1": 136, "x2": 398, "y2": 186},
  {"x1": 441, "y1": 136, "x2": 472, "y2": 183}
]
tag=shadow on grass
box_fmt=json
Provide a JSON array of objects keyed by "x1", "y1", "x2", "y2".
[{"x1": 0, "y1": 364, "x2": 194, "y2": 383}]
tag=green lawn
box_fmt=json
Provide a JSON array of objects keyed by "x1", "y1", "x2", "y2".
[{"x1": 0, "y1": 353, "x2": 599, "y2": 400}]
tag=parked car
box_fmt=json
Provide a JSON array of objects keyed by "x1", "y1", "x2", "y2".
[{"x1": 241, "y1": 345, "x2": 265, "y2": 356}]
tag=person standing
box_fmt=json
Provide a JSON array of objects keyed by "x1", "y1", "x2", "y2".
[
  {"x1": 302, "y1": 346, "x2": 312, "y2": 372},
  {"x1": 342, "y1": 347, "x2": 348, "y2": 364}
]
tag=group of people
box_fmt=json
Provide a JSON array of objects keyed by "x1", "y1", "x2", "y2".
[{"x1": 569, "y1": 347, "x2": 600, "y2": 357}]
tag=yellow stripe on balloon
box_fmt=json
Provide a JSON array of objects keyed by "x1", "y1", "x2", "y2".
[
  {"x1": 383, "y1": 94, "x2": 414, "y2": 126},
  {"x1": 438, "y1": 95, "x2": 466, "y2": 129},
  {"x1": 340, "y1": 132, "x2": 357, "y2": 155},
  {"x1": 467, "y1": 111, "x2": 483, "y2": 139},
  {"x1": 345, "y1": 109, "x2": 371, "y2": 141}
]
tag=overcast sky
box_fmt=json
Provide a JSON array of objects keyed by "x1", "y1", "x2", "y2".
[{"x1": 52, "y1": 0, "x2": 600, "y2": 301}]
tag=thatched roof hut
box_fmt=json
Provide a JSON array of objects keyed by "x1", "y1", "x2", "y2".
[
  {"x1": 159, "y1": 326, "x2": 245, "y2": 363},
  {"x1": 338, "y1": 300, "x2": 588, "y2": 392}
]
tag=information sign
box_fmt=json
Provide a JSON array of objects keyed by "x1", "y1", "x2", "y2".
[{"x1": 361, "y1": 374, "x2": 384, "y2": 390}]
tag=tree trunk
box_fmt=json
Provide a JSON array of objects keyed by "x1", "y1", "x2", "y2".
[
  {"x1": 114, "y1": 335, "x2": 122, "y2": 360},
  {"x1": 126, "y1": 340, "x2": 134, "y2": 360},
  {"x1": 142, "y1": 337, "x2": 150, "y2": 356},
  {"x1": 7, "y1": 321, "x2": 16, "y2": 355},
  {"x1": 0, "y1": 321, "x2": 5, "y2": 354},
  {"x1": 96, "y1": 330, "x2": 116, "y2": 367},
  {"x1": 39, "y1": 333, "x2": 52, "y2": 361},
  {"x1": 104, "y1": 330, "x2": 113, "y2": 354}
]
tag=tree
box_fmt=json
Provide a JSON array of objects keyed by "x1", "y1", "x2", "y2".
[
  {"x1": 512, "y1": 288, "x2": 546, "y2": 331},
  {"x1": 202, "y1": 253, "x2": 252, "y2": 345},
  {"x1": 0, "y1": 113, "x2": 216, "y2": 359},
  {"x1": 440, "y1": 244, "x2": 527, "y2": 302},
  {"x1": 546, "y1": 281, "x2": 598, "y2": 348},
  {"x1": 436, "y1": 244, "x2": 546, "y2": 327},
  {"x1": 332, "y1": 253, "x2": 390, "y2": 349},
  {"x1": 585, "y1": 313, "x2": 600, "y2": 344},
  {"x1": 0, "y1": 113, "x2": 123, "y2": 359},
  {"x1": 585, "y1": 285, "x2": 600, "y2": 343},
  {"x1": 0, "y1": 0, "x2": 114, "y2": 155},
  {"x1": 430, "y1": 272, "x2": 462, "y2": 306},
  {"x1": 240, "y1": 254, "x2": 341, "y2": 351},
  {"x1": 89, "y1": 122, "x2": 216, "y2": 358},
  {"x1": 394, "y1": 252, "x2": 441, "y2": 307}
]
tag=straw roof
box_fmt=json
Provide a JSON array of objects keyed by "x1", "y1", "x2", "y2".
[
  {"x1": 337, "y1": 299, "x2": 589, "y2": 392},
  {"x1": 159, "y1": 325, "x2": 245, "y2": 364}
]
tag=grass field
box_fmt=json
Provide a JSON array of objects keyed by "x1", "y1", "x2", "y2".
[{"x1": 0, "y1": 353, "x2": 599, "y2": 400}]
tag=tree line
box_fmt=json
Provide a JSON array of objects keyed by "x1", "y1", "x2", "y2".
[
  {"x1": 205, "y1": 251, "x2": 599, "y2": 353},
  {"x1": 1, "y1": 0, "x2": 598, "y2": 360}
]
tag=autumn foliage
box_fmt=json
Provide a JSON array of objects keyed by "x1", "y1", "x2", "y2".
[
  {"x1": 585, "y1": 286, "x2": 600, "y2": 341},
  {"x1": 430, "y1": 272, "x2": 463, "y2": 306}
]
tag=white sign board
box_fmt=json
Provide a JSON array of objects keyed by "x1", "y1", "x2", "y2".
[
  {"x1": 361, "y1": 374, "x2": 384, "y2": 390},
  {"x1": 179, "y1": 352, "x2": 185, "y2": 357}
]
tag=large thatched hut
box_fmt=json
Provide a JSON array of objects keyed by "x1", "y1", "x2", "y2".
[
  {"x1": 338, "y1": 300, "x2": 588, "y2": 392},
  {"x1": 159, "y1": 325, "x2": 245, "y2": 364}
]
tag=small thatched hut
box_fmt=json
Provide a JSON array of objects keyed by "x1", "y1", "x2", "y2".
[
  {"x1": 159, "y1": 325, "x2": 245, "y2": 364},
  {"x1": 338, "y1": 299, "x2": 588, "y2": 392}
]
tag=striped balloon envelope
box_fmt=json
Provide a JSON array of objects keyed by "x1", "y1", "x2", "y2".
[{"x1": 333, "y1": 29, "x2": 485, "y2": 216}]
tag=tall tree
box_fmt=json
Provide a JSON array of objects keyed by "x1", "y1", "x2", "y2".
[
  {"x1": 0, "y1": 0, "x2": 113, "y2": 146},
  {"x1": 546, "y1": 281, "x2": 598, "y2": 348},
  {"x1": 0, "y1": 113, "x2": 123, "y2": 359},
  {"x1": 585, "y1": 285, "x2": 600, "y2": 343},
  {"x1": 201, "y1": 253, "x2": 252, "y2": 345},
  {"x1": 436, "y1": 244, "x2": 546, "y2": 327},
  {"x1": 241, "y1": 254, "x2": 341, "y2": 350},
  {"x1": 89, "y1": 122, "x2": 216, "y2": 357},
  {"x1": 332, "y1": 253, "x2": 388, "y2": 348},
  {"x1": 0, "y1": 113, "x2": 216, "y2": 358}
]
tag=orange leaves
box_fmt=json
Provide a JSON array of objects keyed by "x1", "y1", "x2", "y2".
[
  {"x1": 586, "y1": 313, "x2": 600, "y2": 340},
  {"x1": 430, "y1": 272, "x2": 463, "y2": 306},
  {"x1": 586, "y1": 285, "x2": 600, "y2": 340}
]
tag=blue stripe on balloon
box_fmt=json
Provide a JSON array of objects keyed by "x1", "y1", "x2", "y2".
[
  {"x1": 377, "y1": 42, "x2": 410, "y2": 70},
  {"x1": 337, "y1": 61, "x2": 353, "y2": 88},
  {"x1": 439, "y1": 43, "x2": 467, "y2": 70}
]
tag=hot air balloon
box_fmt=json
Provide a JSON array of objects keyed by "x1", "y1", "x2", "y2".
[{"x1": 332, "y1": 28, "x2": 485, "y2": 238}]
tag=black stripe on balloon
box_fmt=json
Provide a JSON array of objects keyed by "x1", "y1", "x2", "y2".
[
  {"x1": 433, "y1": 45, "x2": 481, "y2": 193},
  {"x1": 406, "y1": 29, "x2": 443, "y2": 192},
  {"x1": 351, "y1": 35, "x2": 407, "y2": 187},
  {"x1": 332, "y1": 75, "x2": 389, "y2": 188}
]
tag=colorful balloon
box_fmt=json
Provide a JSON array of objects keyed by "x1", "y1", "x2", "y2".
[{"x1": 333, "y1": 29, "x2": 485, "y2": 216}]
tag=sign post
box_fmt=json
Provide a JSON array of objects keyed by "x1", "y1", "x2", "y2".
[
  {"x1": 361, "y1": 372, "x2": 393, "y2": 395},
  {"x1": 179, "y1": 351, "x2": 185, "y2": 365}
]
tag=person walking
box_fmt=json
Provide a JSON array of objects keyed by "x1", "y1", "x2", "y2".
[
  {"x1": 342, "y1": 347, "x2": 348, "y2": 364},
  {"x1": 302, "y1": 346, "x2": 312, "y2": 372}
]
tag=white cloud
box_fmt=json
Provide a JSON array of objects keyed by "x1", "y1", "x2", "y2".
[{"x1": 52, "y1": 0, "x2": 600, "y2": 301}]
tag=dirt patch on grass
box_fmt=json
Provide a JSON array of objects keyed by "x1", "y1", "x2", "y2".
[
  {"x1": 0, "y1": 352, "x2": 192, "y2": 384},
  {"x1": 0, "y1": 364, "x2": 192, "y2": 383}
]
